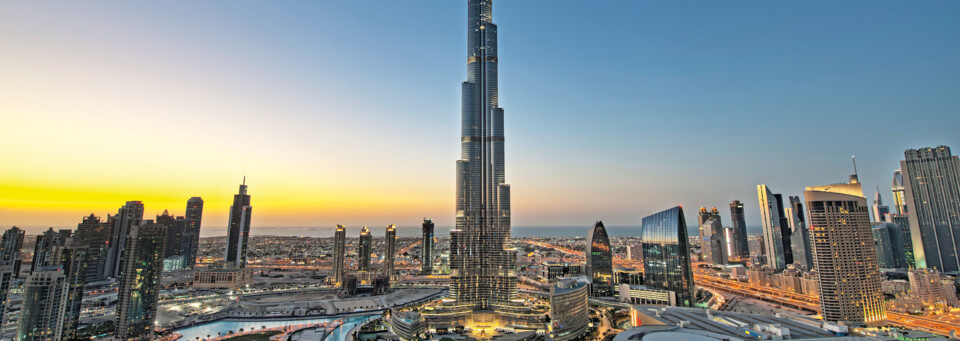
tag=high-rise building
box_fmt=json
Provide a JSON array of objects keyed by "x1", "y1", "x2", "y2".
[
  {"x1": 333, "y1": 225, "x2": 346, "y2": 285},
  {"x1": 698, "y1": 208, "x2": 726, "y2": 266},
  {"x1": 0, "y1": 226, "x2": 25, "y2": 274},
  {"x1": 52, "y1": 240, "x2": 88, "y2": 340},
  {"x1": 549, "y1": 277, "x2": 590, "y2": 341},
  {"x1": 872, "y1": 188, "x2": 891, "y2": 223},
  {"x1": 106, "y1": 201, "x2": 144, "y2": 278},
  {"x1": 586, "y1": 221, "x2": 613, "y2": 296},
  {"x1": 0, "y1": 265, "x2": 14, "y2": 324},
  {"x1": 640, "y1": 207, "x2": 695, "y2": 307},
  {"x1": 156, "y1": 210, "x2": 182, "y2": 258},
  {"x1": 785, "y1": 196, "x2": 813, "y2": 269},
  {"x1": 423, "y1": 1, "x2": 548, "y2": 332},
  {"x1": 757, "y1": 185, "x2": 793, "y2": 270},
  {"x1": 892, "y1": 169, "x2": 908, "y2": 215},
  {"x1": 805, "y1": 177, "x2": 886, "y2": 327},
  {"x1": 76, "y1": 214, "x2": 111, "y2": 283},
  {"x1": 888, "y1": 213, "x2": 915, "y2": 268},
  {"x1": 872, "y1": 222, "x2": 907, "y2": 269},
  {"x1": 384, "y1": 224, "x2": 397, "y2": 279},
  {"x1": 908, "y1": 268, "x2": 951, "y2": 308},
  {"x1": 729, "y1": 200, "x2": 750, "y2": 261},
  {"x1": 901, "y1": 146, "x2": 960, "y2": 272},
  {"x1": 183, "y1": 197, "x2": 204, "y2": 268},
  {"x1": 226, "y1": 179, "x2": 252, "y2": 268},
  {"x1": 31, "y1": 228, "x2": 70, "y2": 272},
  {"x1": 18, "y1": 240, "x2": 88, "y2": 341},
  {"x1": 358, "y1": 226, "x2": 372, "y2": 272},
  {"x1": 116, "y1": 223, "x2": 167, "y2": 340},
  {"x1": 723, "y1": 227, "x2": 737, "y2": 262},
  {"x1": 421, "y1": 218, "x2": 435, "y2": 275}
]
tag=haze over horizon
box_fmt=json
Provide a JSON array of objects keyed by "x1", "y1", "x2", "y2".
[{"x1": 2, "y1": 1, "x2": 958, "y2": 232}]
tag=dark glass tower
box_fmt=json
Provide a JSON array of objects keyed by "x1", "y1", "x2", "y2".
[
  {"x1": 900, "y1": 146, "x2": 960, "y2": 272},
  {"x1": 333, "y1": 225, "x2": 346, "y2": 284},
  {"x1": 116, "y1": 223, "x2": 167, "y2": 340},
  {"x1": 226, "y1": 179, "x2": 252, "y2": 268},
  {"x1": 729, "y1": 200, "x2": 750, "y2": 261},
  {"x1": 384, "y1": 224, "x2": 397, "y2": 279},
  {"x1": 106, "y1": 201, "x2": 144, "y2": 278},
  {"x1": 359, "y1": 226, "x2": 372, "y2": 272},
  {"x1": 698, "y1": 207, "x2": 726, "y2": 265},
  {"x1": 184, "y1": 197, "x2": 204, "y2": 267},
  {"x1": 0, "y1": 226, "x2": 25, "y2": 274},
  {"x1": 421, "y1": 218, "x2": 435, "y2": 274},
  {"x1": 157, "y1": 210, "x2": 183, "y2": 259},
  {"x1": 586, "y1": 221, "x2": 613, "y2": 296},
  {"x1": 787, "y1": 196, "x2": 814, "y2": 269},
  {"x1": 641, "y1": 206, "x2": 695, "y2": 307},
  {"x1": 31, "y1": 228, "x2": 70, "y2": 272},
  {"x1": 76, "y1": 214, "x2": 110, "y2": 282}
]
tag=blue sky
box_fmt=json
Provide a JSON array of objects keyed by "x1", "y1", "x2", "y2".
[{"x1": 1, "y1": 1, "x2": 958, "y2": 231}]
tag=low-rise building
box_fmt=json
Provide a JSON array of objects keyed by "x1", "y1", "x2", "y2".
[
  {"x1": 618, "y1": 284, "x2": 677, "y2": 306},
  {"x1": 193, "y1": 268, "x2": 254, "y2": 290},
  {"x1": 391, "y1": 310, "x2": 425, "y2": 341},
  {"x1": 550, "y1": 277, "x2": 590, "y2": 341}
]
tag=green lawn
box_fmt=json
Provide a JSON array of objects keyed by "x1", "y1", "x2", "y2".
[{"x1": 223, "y1": 330, "x2": 282, "y2": 341}]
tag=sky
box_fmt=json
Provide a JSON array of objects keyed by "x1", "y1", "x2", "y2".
[{"x1": 1, "y1": 1, "x2": 958, "y2": 235}]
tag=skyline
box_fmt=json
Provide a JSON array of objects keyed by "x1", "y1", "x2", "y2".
[{"x1": 2, "y1": 1, "x2": 959, "y2": 231}]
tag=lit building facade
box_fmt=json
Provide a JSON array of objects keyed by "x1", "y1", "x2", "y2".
[
  {"x1": 116, "y1": 223, "x2": 167, "y2": 340},
  {"x1": 183, "y1": 196, "x2": 204, "y2": 268},
  {"x1": 549, "y1": 278, "x2": 590, "y2": 341},
  {"x1": 757, "y1": 185, "x2": 792, "y2": 270},
  {"x1": 640, "y1": 206, "x2": 694, "y2": 307},
  {"x1": 359, "y1": 226, "x2": 372, "y2": 272},
  {"x1": 384, "y1": 224, "x2": 397, "y2": 279},
  {"x1": 0, "y1": 226, "x2": 24, "y2": 274},
  {"x1": 586, "y1": 221, "x2": 613, "y2": 296},
  {"x1": 31, "y1": 228, "x2": 69, "y2": 272},
  {"x1": 729, "y1": 200, "x2": 750, "y2": 261},
  {"x1": 900, "y1": 146, "x2": 960, "y2": 272},
  {"x1": 333, "y1": 225, "x2": 346, "y2": 284},
  {"x1": 786, "y1": 196, "x2": 813, "y2": 269},
  {"x1": 76, "y1": 214, "x2": 110, "y2": 283},
  {"x1": 698, "y1": 208, "x2": 726, "y2": 266},
  {"x1": 226, "y1": 180, "x2": 252, "y2": 268},
  {"x1": 891, "y1": 169, "x2": 907, "y2": 215},
  {"x1": 421, "y1": 218, "x2": 435, "y2": 274},
  {"x1": 805, "y1": 178, "x2": 886, "y2": 327},
  {"x1": 872, "y1": 189, "x2": 891, "y2": 223}
]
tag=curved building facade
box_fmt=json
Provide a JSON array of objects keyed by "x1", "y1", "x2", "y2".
[
  {"x1": 549, "y1": 278, "x2": 590, "y2": 341},
  {"x1": 586, "y1": 221, "x2": 613, "y2": 296},
  {"x1": 640, "y1": 207, "x2": 695, "y2": 307}
]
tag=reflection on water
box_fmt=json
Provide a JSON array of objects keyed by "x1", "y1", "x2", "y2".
[{"x1": 174, "y1": 314, "x2": 378, "y2": 341}]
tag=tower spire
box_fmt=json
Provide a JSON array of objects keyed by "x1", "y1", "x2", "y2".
[{"x1": 850, "y1": 155, "x2": 859, "y2": 184}]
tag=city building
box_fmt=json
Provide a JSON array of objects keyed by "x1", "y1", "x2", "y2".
[
  {"x1": 30, "y1": 227, "x2": 70, "y2": 272},
  {"x1": 872, "y1": 188, "x2": 891, "y2": 223},
  {"x1": 757, "y1": 185, "x2": 792, "y2": 270},
  {"x1": 421, "y1": 218, "x2": 435, "y2": 275},
  {"x1": 0, "y1": 265, "x2": 14, "y2": 323},
  {"x1": 0, "y1": 226, "x2": 25, "y2": 274},
  {"x1": 390, "y1": 311, "x2": 425, "y2": 341},
  {"x1": 698, "y1": 208, "x2": 726, "y2": 266},
  {"x1": 53, "y1": 240, "x2": 88, "y2": 340},
  {"x1": 226, "y1": 179, "x2": 252, "y2": 268},
  {"x1": 157, "y1": 210, "x2": 182, "y2": 259},
  {"x1": 106, "y1": 200, "x2": 144, "y2": 278},
  {"x1": 900, "y1": 146, "x2": 960, "y2": 272},
  {"x1": 193, "y1": 267, "x2": 254, "y2": 290},
  {"x1": 804, "y1": 176, "x2": 886, "y2": 327},
  {"x1": 358, "y1": 226, "x2": 372, "y2": 272},
  {"x1": 75, "y1": 214, "x2": 110, "y2": 282},
  {"x1": 116, "y1": 223, "x2": 167, "y2": 340},
  {"x1": 618, "y1": 285, "x2": 677, "y2": 306},
  {"x1": 888, "y1": 213, "x2": 915, "y2": 268},
  {"x1": 640, "y1": 206, "x2": 695, "y2": 307},
  {"x1": 183, "y1": 196, "x2": 204, "y2": 268},
  {"x1": 729, "y1": 200, "x2": 750, "y2": 261},
  {"x1": 626, "y1": 244, "x2": 642, "y2": 262},
  {"x1": 384, "y1": 224, "x2": 397, "y2": 279},
  {"x1": 586, "y1": 221, "x2": 613, "y2": 296},
  {"x1": 614, "y1": 268, "x2": 644, "y2": 286},
  {"x1": 18, "y1": 239, "x2": 88, "y2": 341},
  {"x1": 891, "y1": 169, "x2": 908, "y2": 215},
  {"x1": 333, "y1": 225, "x2": 346, "y2": 284},
  {"x1": 873, "y1": 222, "x2": 907, "y2": 269},
  {"x1": 785, "y1": 196, "x2": 813, "y2": 269},
  {"x1": 422, "y1": 0, "x2": 549, "y2": 333},
  {"x1": 549, "y1": 277, "x2": 590, "y2": 341}
]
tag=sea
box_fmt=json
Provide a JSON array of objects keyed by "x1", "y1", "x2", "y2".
[{"x1": 197, "y1": 225, "x2": 764, "y2": 239}]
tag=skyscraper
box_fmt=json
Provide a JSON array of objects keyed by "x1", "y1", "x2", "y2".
[
  {"x1": 421, "y1": 218, "x2": 434, "y2": 275},
  {"x1": 0, "y1": 226, "x2": 25, "y2": 274},
  {"x1": 76, "y1": 214, "x2": 110, "y2": 283},
  {"x1": 116, "y1": 223, "x2": 167, "y2": 340},
  {"x1": 586, "y1": 221, "x2": 613, "y2": 296},
  {"x1": 106, "y1": 201, "x2": 144, "y2": 278},
  {"x1": 892, "y1": 169, "x2": 908, "y2": 215},
  {"x1": 18, "y1": 239, "x2": 87, "y2": 341},
  {"x1": 805, "y1": 177, "x2": 886, "y2": 327},
  {"x1": 888, "y1": 213, "x2": 915, "y2": 268},
  {"x1": 873, "y1": 223, "x2": 907, "y2": 269},
  {"x1": 52, "y1": 240, "x2": 88, "y2": 341},
  {"x1": 872, "y1": 188, "x2": 891, "y2": 223},
  {"x1": 729, "y1": 200, "x2": 750, "y2": 261},
  {"x1": 900, "y1": 146, "x2": 960, "y2": 272},
  {"x1": 157, "y1": 210, "x2": 183, "y2": 259},
  {"x1": 31, "y1": 228, "x2": 69, "y2": 272},
  {"x1": 698, "y1": 208, "x2": 726, "y2": 266},
  {"x1": 226, "y1": 179, "x2": 252, "y2": 268},
  {"x1": 183, "y1": 197, "x2": 204, "y2": 268},
  {"x1": 358, "y1": 226, "x2": 372, "y2": 272},
  {"x1": 640, "y1": 207, "x2": 695, "y2": 307},
  {"x1": 786, "y1": 196, "x2": 813, "y2": 269},
  {"x1": 333, "y1": 225, "x2": 346, "y2": 284},
  {"x1": 384, "y1": 224, "x2": 397, "y2": 279},
  {"x1": 757, "y1": 185, "x2": 792, "y2": 270}
]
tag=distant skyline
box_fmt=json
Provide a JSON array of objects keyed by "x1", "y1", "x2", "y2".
[{"x1": 2, "y1": 1, "x2": 958, "y2": 232}]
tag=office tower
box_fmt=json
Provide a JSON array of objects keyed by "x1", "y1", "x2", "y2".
[
  {"x1": 106, "y1": 201, "x2": 144, "y2": 278},
  {"x1": 892, "y1": 169, "x2": 908, "y2": 215},
  {"x1": 226, "y1": 179, "x2": 252, "y2": 268},
  {"x1": 626, "y1": 244, "x2": 642, "y2": 261},
  {"x1": 384, "y1": 224, "x2": 397, "y2": 278},
  {"x1": 805, "y1": 177, "x2": 886, "y2": 327},
  {"x1": 183, "y1": 197, "x2": 204, "y2": 267},
  {"x1": 901, "y1": 146, "x2": 960, "y2": 272},
  {"x1": 76, "y1": 214, "x2": 110, "y2": 283},
  {"x1": 116, "y1": 223, "x2": 167, "y2": 340},
  {"x1": 888, "y1": 213, "x2": 915, "y2": 268},
  {"x1": 873, "y1": 223, "x2": 907, "y2": 269},
  {"x1": 723, "y1": 227, "x2": 737, "y2": 261},
  {"x1": 358, "y1": 226, "x2": 372, "y2": 272},
  {"x1": 640, "y1": 207, "x2": 695, "y2": 307},
  {"x1": 18, "y1": 240, "x2": 87, "y2": 341},
  {"x1": 549, "y1": 277, "x2": 590, "y2": 341},
  {"x1": 871, "y1": 188, "x2": 891, "y2": 223},
  {"x1": 421, "y1": 218, "x2": 435, "y2": 274},
  {"x1": 31, "y1": 228, "x2": 70, "y2": 272},
  {"x1": 786, "y1": 196, "x2": 813, "y2": 269},
  {"x1": 908, "y1": 268, "x2": 950, "y2": 308},
  {"x1": 586, "y1": 221, "x2": 613, "y2": 296},
  {"x1": 729, "y1": 200, "x2": 750, "y2": 261},
  {"x1": 0, "y1": 265, "x2": 13, "y2": 323},
  {"x1": 333, "y1": 225, "x2": 346, "y2": 284},
  {"x1": 52, "y1": 240, "x2": 88, "y2": 340},
  {"x1": 156, "y1": 210, "x2": 183, "y2": 259},
  {"x1": 1, "y1": 226, "x2": 25, "y2": 274},
  {"x1": 757, "y1": 185, "x2": 793, "y2": 270},
  {"x1": 698, "y1": 208, "x2": 726, "y2": 266}
]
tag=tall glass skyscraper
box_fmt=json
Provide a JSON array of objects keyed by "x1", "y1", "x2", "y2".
[
  {"x1": 786, "y1": 196, "x2": 813, "y2": 270},
  {"x1": 359, "y1": 226, "x2": 372, "y2": 272},
  {"x1": 640, "y1": 206, "x2": 695, "y2": 307},
  {"x1": 333, "y1": 225, "x2": 346, "y2": 284},
  {"x1": 226, "y1": 179, "x2": 252, "y2": 268},
  {"x1": 384, "y1": 225, "x2": 397, "y2": 279},
  {"x1": 106, "y1": 201, "x2": 144, "y2": 278},
  {"x1": 421, "y1": 218, "x2": 435, "y2": 274},
  {"x1": 585, "y1": 221, "x2": 613, "y2": 297},
  {"x1": 757, "y1": 185, "x2": 792, "y2": 270},
  {"x1": 698, "y1": 207, "x2": 726, "y2": 265},
  {"x1": 729, "y1": 200, "x2": 750, "y2": 261},
  {"x1": 116, "y1": 223, "x2": 167, "y2": 340},
  {"x1": 900, "y1": 146, "x2": 960, "y2": 272},
  {"x1": 892, "y1": 169, "x2": 908, "y2": 215},
  {"x1": 183, "y1": 197, "x2": 204, "y2": 268}
]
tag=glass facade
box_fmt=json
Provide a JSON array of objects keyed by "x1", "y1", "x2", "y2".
[
  {"x1": 116, "y1": 223, "x2": 167, "y2": 340},
  {"x1": 698, "y1": 207, "x2": 726, "y2": 265},
  {"x1": 384, "y1": 225, "x2": 396, "y2": 278},
  {"x1": 421, "y1": 218, "x2": 434, "y2": 274},
  {"x1": 901, "y1": 146, "x2": 960, "y2": 272},
  {"x1": 183, "y1": 196, "x2": 204, "y2": 268},
  {"x1": 729, "y1": 200, "x2": 750, "y2": 261},
  {"x1": 333, "y1": 225, "x2": 346, "y2": 284},
  {"x1": 359, "y1": 226, "x2": 372, "y2": 272},
  {"x1": 585, "y1": 221, "x2": 613, "y2": 296},
  {"x1": 226, "y1": 181, "x2": 252, "y2": 268},
  {"x1": 757, "y1": 185, "x2": 792, "y2": 270},
  {"x1": 641, "y1": 206, "x2": 694, "y2": 307}
]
